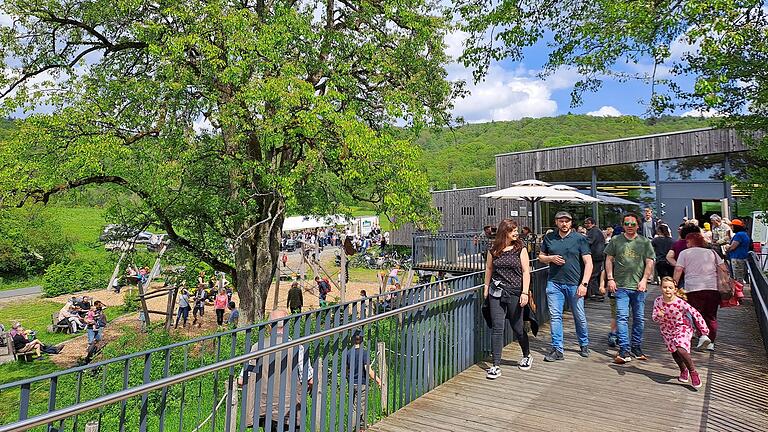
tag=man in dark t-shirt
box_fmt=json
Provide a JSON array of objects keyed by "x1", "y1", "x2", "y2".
[{"x1": 539, "y1": 211, "x2": 593, "y2": 361}]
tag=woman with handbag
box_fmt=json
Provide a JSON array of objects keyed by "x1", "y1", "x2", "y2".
[
  {"x1": 483, "y1": 218, "x2": 532, "y2": 379},
  {"x1": 673, "y1": 232, "x2": 728, "y2": 351}
]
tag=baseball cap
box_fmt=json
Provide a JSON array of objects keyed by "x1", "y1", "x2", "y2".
[
  {"x1": 584, "y1": 217, "x2": 596, "y2": 224},
  {"x1": 554, "y1": 211, "x2": 573, "y2": 220},
  {"x1": 731, "y1": 219, "x2": 745, "y2": 227},
  {"x1": 710, "y1": 214, "x2": 721, "y2": 221}
]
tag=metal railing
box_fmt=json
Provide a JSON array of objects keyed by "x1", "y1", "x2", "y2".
[
  {"x1": 412, "y1": 233, "x2": 542, "y2": 274},
  {"x1": 0, "y1": 273, "x2": 488, "y2": 432},
  {"x1": 0, "y1": 263, "x2": 551, "y2": 432},
  {"x1": 412, "y1": 233, "x2": 490, "y2": 272},
  {"x1": 747, "y1": 252, "x2": 768, "y2": 355}
]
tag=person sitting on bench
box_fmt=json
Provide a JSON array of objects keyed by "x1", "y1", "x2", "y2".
[
  {"x1": 11, "y1": 323, "x2": 43, "y2": 357},
  {"x1": 58, "y1": 301, "x2": 85, "y2": 333}
]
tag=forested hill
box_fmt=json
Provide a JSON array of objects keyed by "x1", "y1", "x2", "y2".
[{"x1": 416, "y1": 115, "x2": 711, "y2": 190}]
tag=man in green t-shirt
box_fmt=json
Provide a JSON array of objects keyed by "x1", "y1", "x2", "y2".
[{"x1": 605, "y1": 212, "x2": 655, "y2": 364}]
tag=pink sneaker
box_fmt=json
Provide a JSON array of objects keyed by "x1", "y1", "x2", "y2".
[
  {"x1": 677, "y1": 369, "x2": 689, "y2": 383},
  {"x1": 690, "y1": 371, "x2": 702, "y2": 389}
]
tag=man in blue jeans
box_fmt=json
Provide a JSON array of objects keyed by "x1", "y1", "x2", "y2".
[
  {"x1": 539, "y1": 211, "x2": 594, "y2": 361},
  {"x1": 605, "y1": 212, "x2": 655, "y2": 364}
]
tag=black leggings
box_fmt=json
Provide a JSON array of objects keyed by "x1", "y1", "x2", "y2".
[
  {"x1": 490, "y1": 295, "x2": 529, "y2": 366},
  {"x1": 216, "y1": 308, "x2": 225, "y2": 325},
  {"x1": 671, "y1": 347, "x2": 696, "y2": 372}
]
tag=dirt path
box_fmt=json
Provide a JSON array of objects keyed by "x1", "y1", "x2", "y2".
[{"x1": 45, "y1": 247, "x2": 399, "y2": 367}]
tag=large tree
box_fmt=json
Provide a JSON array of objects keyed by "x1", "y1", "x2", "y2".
[
  {"x1": 0, "y1": 0, "x2": 457, "y2": 322},
  {"x1": 456, "y1": 0, "x2": 768, "y2": 208}
]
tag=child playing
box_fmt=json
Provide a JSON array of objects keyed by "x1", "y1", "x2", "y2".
[{"x1": 652, "y1": 277, "x2": 711, "y2": 389}]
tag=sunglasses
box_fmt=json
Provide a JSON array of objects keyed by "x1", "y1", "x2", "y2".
[{"x1": 623, "y1": 221, "x2": 638, "y2": 226}]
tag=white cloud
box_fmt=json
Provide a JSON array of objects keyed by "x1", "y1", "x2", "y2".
[
  {"x1": 0, "y1": 13, "x2": 14, "y2": 27},
  {"x1": 587, "y1": 106, "x2": 622, "y2": 117},
  {"x1": 681, "y1": 107, "x2": 723, "y2": 118},
  {"x1": 443, "y1": 30, "x2": 468, "y2": 61},
  {"x1": 449, "y1": 64, "x2": 580, "y2": 122}
]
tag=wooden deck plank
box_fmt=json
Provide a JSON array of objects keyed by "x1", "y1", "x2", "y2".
[{"x1": 369, "y1": 285, "x2": 768, "y2": 432}]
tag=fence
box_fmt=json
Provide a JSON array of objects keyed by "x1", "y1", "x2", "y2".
[
  {"x1": 1, "y1": 263, "x2": 551, "y2": 432},
  {"x1": 412, "y1": 233, "x2": 489, "y2": 272},
  {"x1": 747, "y1": 252, "x2": 768, "y2": 355}
]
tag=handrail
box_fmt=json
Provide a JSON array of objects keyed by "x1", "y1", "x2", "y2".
[
  {"x1": 747, "y1": 252, "x2": 768, "y2": 354},
  {"x1": 0, "y1": 281, "x2": 483, "y2": 432},
  {"x1": 0, "y1": 270, "x2": 479, "y2": 391}
]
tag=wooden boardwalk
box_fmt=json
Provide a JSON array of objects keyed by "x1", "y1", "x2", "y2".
[{"x1": 370, "y1": 286, "x2": 768, "y2": 432}]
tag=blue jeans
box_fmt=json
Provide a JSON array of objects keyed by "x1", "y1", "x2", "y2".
[
  {"x1": 87, "y1": 327, "x2": 102, "y2": 345},
  {"x1": 546, "y1": 281, "x2": 589, "y2": 351},
  {"x1": 615, "y1": 288, "x2": 646, "y2": 351}
]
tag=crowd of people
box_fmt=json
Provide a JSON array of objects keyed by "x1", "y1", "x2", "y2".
[{"x1": 483, "y1": 206, "x2": 753, "y2": 390}]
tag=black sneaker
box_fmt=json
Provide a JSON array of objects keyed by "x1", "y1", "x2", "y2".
[
  {"x1": 486, "y1": 365, "x2": 501, "y2": 379},
  {"x1": 543, "y1": 348, "x2": 564, "y2": 362},
  {"x1": 579, "y1": 345, "x2": 590, "y2": 358},
  {"x1": 614, "y1": 350, "x2": 632, "y2": 364},
  {"x1": 631, "y1": 347, "x2": 648, "y2": 360},
  {"x1": 518, "y1": 355, "x2": 533, "y2": 371}
]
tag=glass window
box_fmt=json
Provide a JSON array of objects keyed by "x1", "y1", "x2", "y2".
[
  {"x1": 538, "y1": 168, "x2": 592, "y2": 183},
  {"x1": 659, "y1": 155, "x2": 725, "y2": 181},
  {"x1": 727, "y1": 152, "x2": 751, "y2": 180},
  {"x1": 597, "y1": 162, "x2": 654, "y2": 182}
]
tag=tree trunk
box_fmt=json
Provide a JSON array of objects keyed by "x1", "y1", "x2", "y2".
[{"x1": 234, "y1": 206, "x2": 285, "y2": 324}]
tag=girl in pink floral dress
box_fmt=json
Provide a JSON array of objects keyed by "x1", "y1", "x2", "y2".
[{"x1": 652, "y1": 277, "x2": 710, "y2": 389}]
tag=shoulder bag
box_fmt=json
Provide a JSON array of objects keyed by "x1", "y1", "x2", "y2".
[{"x1": 712, "y1": 250, "x2": 735, "y2": 301}]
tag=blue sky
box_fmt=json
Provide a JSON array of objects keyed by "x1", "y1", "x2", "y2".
[{"x1": 444, "y1": 30, "x2": 706, "y2": 123}]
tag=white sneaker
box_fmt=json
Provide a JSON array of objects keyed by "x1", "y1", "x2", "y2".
[
  {"x1": 518, "y1": 355, "x2": 533, "y2": 371},
  {"x1": 486, "y1": 365, "x2": 501, "y2": 379},
  {"x1": 696, "y1": 335, "x2": 712, "y2": 350},
  {"x1": 705, "y1": 342, "x2": 715, "y2": 351}
]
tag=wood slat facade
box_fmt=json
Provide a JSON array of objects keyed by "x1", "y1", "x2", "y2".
[{"x1": 392, "y1": 128, "x2": 750, "y2": 245}]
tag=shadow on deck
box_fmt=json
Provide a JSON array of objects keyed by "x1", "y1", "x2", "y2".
[{"x1": 370, "y1": 286, "x2": 768, "y2": 432}]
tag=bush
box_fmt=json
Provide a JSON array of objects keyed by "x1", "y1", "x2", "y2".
[
  {"x1": 41, "y1": 259, "x2": 112, "y2": 297},
  {"x1": 121, "y1": 289, "x2": 141, "y2": 312},
  {"x1": 0, "y1": 208, "x2": 72, "y2": 279}
]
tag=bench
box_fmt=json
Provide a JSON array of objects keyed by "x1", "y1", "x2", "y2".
[
  {"x1": 50, "y1": 313, "x2": 71, "y2": 334},
  {"x1": 7, "y1": 334, "x2": 33, "y2": 362}
]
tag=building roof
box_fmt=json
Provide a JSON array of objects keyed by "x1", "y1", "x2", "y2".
[{"x1": 493, "y1": 127, "x2": 716, "y2": 159}]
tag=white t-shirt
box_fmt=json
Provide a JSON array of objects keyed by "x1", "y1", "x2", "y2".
[{"x1": 676, "y1": 247, "x2": 723, "y2": 293}]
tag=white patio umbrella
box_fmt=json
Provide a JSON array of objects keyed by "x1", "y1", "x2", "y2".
[{"x1": 480, "y1": 180, "x2": 598, "y2": 232}]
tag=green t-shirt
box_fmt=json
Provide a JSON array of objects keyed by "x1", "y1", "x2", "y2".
[{"x1": 604, "y1": 234, "x2": 655, "y2": 289}]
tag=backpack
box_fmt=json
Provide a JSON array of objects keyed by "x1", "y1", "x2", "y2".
[{"x1": 319, "y1": 280, "x2": 331, "y2": 295}]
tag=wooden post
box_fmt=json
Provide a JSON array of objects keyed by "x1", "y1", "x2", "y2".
[
  {"x1": 272, "y1": 275, "x2": 281, "y2": 310},
  {"x1": 403, "y1": 268, "x2": 415, "y2": 289},
  {"x1": 136, "y1": 279, "x2": 151, "y2": 328},
  {"x1": 377, "y1": 342, "x2": 387, "y2": 414}
]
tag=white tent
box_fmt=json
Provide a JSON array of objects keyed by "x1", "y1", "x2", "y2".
[{"x1": 282, "y1": 215, "x2": 349, "y2": 232}]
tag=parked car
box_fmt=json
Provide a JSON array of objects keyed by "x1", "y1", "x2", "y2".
[
  {"x1": 104, "y1": 240, "x2": 136, "y2": 252},
  {"x1": 99, "y1": 224, "x2": 153, "y2": 244},
  {"x1": 282, "y1": 239, "x2": 297, "y2": 252},
  {"x1": 146, "y1": 234, "x2": 171, "y2": 252}
]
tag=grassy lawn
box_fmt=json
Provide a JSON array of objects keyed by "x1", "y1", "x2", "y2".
[
  {"x1": 0, "y1": 299, "x2": 84, "y2": 346},
  {"x1": 0, "y1": 276, "x2": 42, "y2": 292}
]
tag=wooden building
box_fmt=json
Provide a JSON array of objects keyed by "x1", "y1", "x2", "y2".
[{"x1": 392, "y1": 127, "x2": 752, "y2": 245}]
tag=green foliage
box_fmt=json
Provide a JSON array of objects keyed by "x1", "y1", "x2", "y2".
[
  {"x1": 418, "y1": 115, "x2": 710, "y2": 189},
  {"x1": 456, "y1": 0, "x2": 768, "y2": 210},
  {"x1": 0, "y1": 0, "x2": 458, "y2": 321},
  {"x1": 41, "y1": 259, "x2": 113, "y2": 297},
  {"x1": 121, "y1": 288, "x2": 141, "y2": 313},
  {"x1": 0, "y1": 207, "x2": 71, "y2": 280}
]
